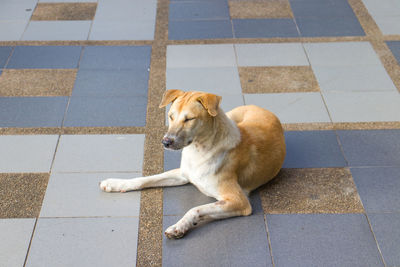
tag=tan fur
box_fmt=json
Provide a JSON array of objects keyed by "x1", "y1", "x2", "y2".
[{"x1": 100, "y1": 90, "x2": 286, "y2": 239}]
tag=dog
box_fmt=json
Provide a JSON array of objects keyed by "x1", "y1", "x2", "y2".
[{"x1": 100, "y1": 90, "x2": 286, "y2": 239}]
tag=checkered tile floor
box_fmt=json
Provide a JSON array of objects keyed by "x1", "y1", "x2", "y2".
[{"x1": 1, "y1": 0, "x2": 400, "y2": 266}]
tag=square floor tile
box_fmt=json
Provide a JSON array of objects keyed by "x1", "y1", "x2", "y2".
[
  {"x1": 322, "y1": 91, "x2": 400, "y2": 122},
  {"x1": 387, "y1": 41, "x2": 400, "y2": 64},
  {"x1": 312, "y1": 65, "x2": 397, "y2": 92},
  {"x1": 0, "y1": 97, "x2": 68, "y2": 127},
  {"x1": 283, "y1": 131, "x2": 347, "y2": 168},
  {"x1": 296, "y1": 16, "x2": 365, "y2": 37},
  {"x1": 368, "y1": 213, "x2": 400, "y2": 267},
  {"x1": 267, "y1": 214, "x2": 383, "y2": 267},
  {"x1": 40, "y1": 173, "x2": 141, "y2": 217},
  {"x1": 351, "y1": 167, "x2": 400, "y2": 213},
  {"x1": 167, "y1": 44, "x2": 236, "y2": 68},
  {"x1": 79, "y1": 46, "x2": 152, "y2": 70},
  {"x1": 304, "y1": 42, "x2": 381, "y2": 66},
  {"x1": 0, "y1": 69, "x2": 77, "y2": 97},
  {"x1": 163, "y1": 215, "x2": 272, "y2": 267},
  {"x1": 235, "y1": 43, "x2": 309, "y2": 66},
  {"x1": 72, "y1": 69, "x2": 149, "y2": 97},
  {"x1": 168, "y1": 20, "x2": 233, "y2": 40},
  {"x1": 169, "y1": 1, "x2": 230, "y2": 20},
  {"x1": 229, "y1": 0, "x2": 293, "y2": 19},
  {"x1": 290, "y1": 0, "x2": 356, "y2": 18},
  {"x1": 0, "y1": 0, "x2": 36, "y2": 20},
  {"x1": 232, "y1": 18, "x2": 299, "y2": 38},
  {"x1": 0, "y1": 219, "x2": 35, "y2": 267},
  {"x1": 244, "y1": 93, "x2": 331, "y2": 123},
  {"x1": 31, "y1": 3, "x2": 97, "y2": 21},
  {"x1": 260, "y1": 168, "x2": 363, "y2": 213},
  {"x1": 26, "y1": 217, "x2": 139, "y2": 267},
  {"x1": 337, "y1": 130, "x2": 400, "y2": 167},
  {"x1": 166, "y1": 67, "x2": 242, "y2": 95},
  {"x1": 22, "y1": 21, "x2": 91, "y2": 41},
  {"x1": 94, "y1": 0, "x2": 156, "y2": 21},
  {"x1": 239, "y1": 66, "x2": 319, "y2": 93},
  {"x1": 7, "y1": 46, "x2": 82, "y2": 69},
  {"x1": 52, "y1": 134, "x2": 145, "y2": 173},
  {"x1": 362, "y1": 0, "x2": 400, "y2": 17},
  {"x1": 0, "y1": 135, "x2": 58, "y2": 173},
  {"x1": 0, "y1": 20, "x2": 28, "y2": 41},
  {"x1": 1, "y1": 173, "x2": 49, "y2": 218},
  {"x1": 89, "y1": 20, "x2": 156, "y2": 41},
  {"x1": 64, "y1": 96, "x2": 147, "y2": 127},
  {"x1": 0, "y1": 46, "x2": 12, "y2": 67},
  {"x1": 219, "y1": 94, "x2": 245, "y2": 112},
  {"x1": 164, "y1": 150, "x2": 181, "y2": 171}
]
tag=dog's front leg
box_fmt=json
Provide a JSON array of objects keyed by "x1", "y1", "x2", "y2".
[
  {"x1": 165, "y1": 190, "x2": 252, "y2": 239},
  {"x1": 100, "y1": 168, "x2": 188, "y2": 193}
]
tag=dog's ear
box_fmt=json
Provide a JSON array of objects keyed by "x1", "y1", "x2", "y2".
[
  {"x1": 159, "y1": 89, "x2": 184, "y2": 108},
  {"x1": 197, "y1": 93, "x2": 222, "y2": 117}
]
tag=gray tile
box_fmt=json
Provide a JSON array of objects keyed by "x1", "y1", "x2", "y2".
[
  {"x1": 166, "y1": 67, "x2": 242, "y2": 95},
  {"x1": 168, "y1": 20, "x2": 233, "y2": 40},
  {"x1": 72, "y1": 69, "x2": 149, "y2": 97},
  {"x1": 40, "y1": 173, "x2": 141, "y2": 217},
  {"x1": 219, "y1": 94, "x2": 244, "y2": 112},
  {"x1": 232, "y1": 19, "x2": 299, "y2": 38},
  {"x1": 0, "y1": 97, "x2": 68, "y2": 127},
  {"x1": 52, "y1": 134, "x2": 145, "y2": 173},
  {"x1": 368, "y1": 213, "x2": 400, "y2": 267},
  {"x1": 0, "y1": 20, "x2": 28, "y2": 41},
  {"x1": 0, "y1": 219, "x2": 35, "y2": 267},
  {"x1": 26, "y1": 217, "x2": 139, "y2": 267},
  {"x1": 39, "y1": 0, "x2": 97, "y2": 2},
  {"x1": 7, "y1": 46, "x2": 82, "y2": 69},
  {"x1": 283, "y1": 131, "x2": 347, "y2": 168},
  {"x1": 0, "y1": 0, "x2": 36, "y2": 20},
  {"x1": 372, "y1": 16, "x2": 400, "y2": 35},
  {"x1": 337, "y1": 130, "x2": 400, "y2": 167},
  {"x1": 163, "y1": 215, "x2": 272, "y2": 267},
  {"x1": 267, "y1": 214, "x2": 384, "y2": 267},
  {"x1": 351, "y1": 167, "x2": 400, "y2": 213},
  {"x1": 64, "y1": 96, "x2": 147, "y2": 127},
  {"x1": 0, "y1": 135, "x2": 59, "y2": 173},
  {"x1": 290, "y1": 0, "x2": 356, "y2": 18},
  {"x1": 79, "y1": 46, "x2": 152, "y2": 70},
  {"x1": 167, "y1": 44, "x2": 236, "y2": 68},
  {"x1": 244, "y1": 93, "x2": 331, "y2": 123},
  {"x1": 312, "y1": 65, "x2": 397, "y2": 92},
  {"x1": 304, "y1": 42, "x2": 381, "y2": 66},
  {"x1": 387, "y1": 41, "x2": 400, "y2": 65},
  {"x1": 169, "y1": 1, "x2": 230, "y2": 20},
  {"x1": 22, "y1": 21, "x2": 91, "y2": 41},
  {"x1": 362, "y1": 0, "x2": 400, "y2": 17},
  {"x1": 0, "y1": 46, "x2": 12, "y2": 67},
  {"x1": 235, "y1": 43, "x2": 309, "y2": 66},
  {"x1": 322, "y1": 91, "x2": 400, "y2": 122},
  {"x1": 94, "y1": 0, "x2": 157, "y2": 22},
  {"x1": 89, "y1": 20, "x2": 156, "y2": 41},
  {"x1": 164, "y1": 150, "x2": 182, "y2": 171},
  {"x1": 297, "y1": 16, "x2": 365, "y2": 37}
]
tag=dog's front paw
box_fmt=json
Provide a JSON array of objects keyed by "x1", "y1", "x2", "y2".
[
  {"x1": 165, "y1": 223, "x2": 189, "y2": 239},
  {"x1": 99, "y1": 179, "x2": 136, "y2": 193}
]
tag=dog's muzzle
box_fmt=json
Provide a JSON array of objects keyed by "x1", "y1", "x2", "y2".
[{"x1": 162, "y1": 136, "x2": 175, "y2": 149}]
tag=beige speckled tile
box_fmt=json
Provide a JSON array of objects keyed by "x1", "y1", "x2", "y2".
[
  {"x1": 240, "y1": 66, "x2": 319, "y2": 93},
  {"x1": 0, "y1": 173, "x2": 49, "y2": 218},
  {"x1": 229, "y1": 0, "x2": 293, "y2": 19},
  {"x1": 31, "y1": 3, "x2": 97, "y2": 21},
  {"x1": 0, "y1": 69, "x2": 76, "y2": 97},
  {"x1": 260, "y1": 168, "x2": 364, "y2": 214}
]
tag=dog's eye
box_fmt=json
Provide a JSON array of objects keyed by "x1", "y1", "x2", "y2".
[{"x1": 184, "y1": 117, "x2": 195, "y2": 123}]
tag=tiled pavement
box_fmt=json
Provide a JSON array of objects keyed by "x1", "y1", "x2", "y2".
[{"x1": 1, "y1": 0, "x2": 400, "y2": 267}]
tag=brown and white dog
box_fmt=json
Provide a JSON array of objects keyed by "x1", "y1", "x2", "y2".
[{"x1": 100, "y1": 90, "x2": 286, "y2": 239}]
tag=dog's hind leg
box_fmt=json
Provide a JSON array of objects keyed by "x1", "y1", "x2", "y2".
[
  {"x1": 100, "y1": 168, "x2": 188, "y2": 193},
  {"x1": 165, "y1": 181, "x2": 251, "y2": 239}
]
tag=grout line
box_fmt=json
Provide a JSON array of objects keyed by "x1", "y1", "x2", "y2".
[
  {"x1": 364, "y1": 213, "x2": 387, "y2": 267},
  {"x1": 263, "y1": 214, "x2": 276, "y2": 267},
  {"x1": 22, "y1": 217, "x2": 38, "y2": 267}
]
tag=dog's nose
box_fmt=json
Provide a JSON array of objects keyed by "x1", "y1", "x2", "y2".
[{"x1": 162, "y1": 137, "x2": 174, "y2": 148}]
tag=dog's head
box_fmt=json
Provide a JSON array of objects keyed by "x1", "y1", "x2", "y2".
[{"x1": 159, "y1": 89, "x2": 222, "y2": 150}]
